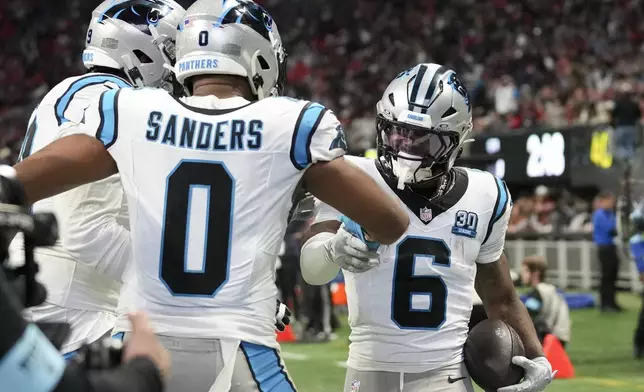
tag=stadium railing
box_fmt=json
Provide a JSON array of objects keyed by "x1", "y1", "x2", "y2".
[{"x1": 505, "y1": 235, "x2": 642, "y2": 292}]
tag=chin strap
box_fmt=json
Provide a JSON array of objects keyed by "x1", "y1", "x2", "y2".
[
  {"x1": 396, "y1": 167, "x2": 408, "y2": 190},
  {"x1": 120, "y1": 54, "x2": 144, "y2": 88},
  {"x1": 150, "y1": 24, "x2": 176, "y2": 67},
  {"x1": 250, "y1": 50, "x2": 264, "y2": 100}
]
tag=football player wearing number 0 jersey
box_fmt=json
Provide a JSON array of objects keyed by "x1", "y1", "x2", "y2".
[
  {"x1": 300, "y1": 64, "x2": 555, "y2": 392},
  {"x1": 12, "y1": 1, "x2": 409, "y2": 391}
]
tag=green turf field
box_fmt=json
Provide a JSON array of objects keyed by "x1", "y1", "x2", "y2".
[{"x1": 281, "y1": 293, "x2": 644, "y2": 392}]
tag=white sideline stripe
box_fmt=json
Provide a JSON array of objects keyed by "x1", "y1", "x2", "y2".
[
  {"x1": 335, "y1": 361, "x2": 348, "y2": 368},
  {"x1": 281, "y1": 352, "x2": 310, "y2": 360}
]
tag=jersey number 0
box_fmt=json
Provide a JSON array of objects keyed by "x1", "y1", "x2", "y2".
[
  {"x1": 392, "y1": 237, "x2": 450, "y2": 329},
  {"x1": 160, "y1": 160, "x2": 233, "y2": 297}
]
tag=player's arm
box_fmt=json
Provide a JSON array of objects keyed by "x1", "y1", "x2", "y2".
[
  {"x1": 305, "y1": 159, "x2": 407, "y2": 244},
  {"x1": 14, "y1": 91, "x2": 120, "y2": 204},
  {"x1": 475, "y1": 177, "x2": 553, "y2": 392},
  {"x1": 292, "y1": 105, "x2": 407, "y2": 244},
  {"x1": 299, "y1": 198, "x2": 382, "y2": 284},
  {"x1": 476, "y1": 254, "x2": 543, "y2": 358},
  {"x1": 15, "y1": 135, "x2": 116, "y2": 204}
]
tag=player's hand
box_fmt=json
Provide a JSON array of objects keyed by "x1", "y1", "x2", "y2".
[
  {"x1": 275, "y1": 300, "x2": 292, "y2": 332},
  {"x1": 325, "y1": 224, "x2": 380, "y2": 273},
  {"x1": 497, "y1": 356, "x2": 555, "y2": 392},
  {"x1": 339, "y1": 215, "x2": 380, "y2": 251},
  {"x1": 123, "y1": 312, "x2": 171, "y2": 379},
  {"x1": 639, "y1": 273, "x2": 644, "y2": 283}
]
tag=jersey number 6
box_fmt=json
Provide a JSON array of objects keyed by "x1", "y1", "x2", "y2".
[
  {"x1": 391, "y1": 237, "x2": 450, "y2": 330},
  {"x1": 160, "y1": 160, "x2": 233, "y2": 297}
]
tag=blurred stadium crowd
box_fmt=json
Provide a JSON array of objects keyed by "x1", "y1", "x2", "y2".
[
  {"x1": 2, "y1": 0, "x2": 644, "y2": 155},
  {"x1": 0, "y1": 0, "x2": 642, "y2": 232},
  {"x1": 508, "y1": 186, "x2": 593, "y2": 235}
]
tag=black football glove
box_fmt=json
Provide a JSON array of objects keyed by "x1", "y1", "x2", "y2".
[{"x1": 275, "y1": 299, "x2": 292, "y2": 332}]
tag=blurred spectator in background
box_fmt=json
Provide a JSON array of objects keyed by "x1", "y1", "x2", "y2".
[
  {"x1": 521, "y1": 256, "x2": 571, "y2": 348},
  {"x1": 508, "y1": 195, "x2": 535, "y2": 234},
  {"x1": 611, "y1": 82, "x2": 641, "y2": 164},
  {"x1": 508, "y1": 187, "x2": 558, "y2": 234},
  {"x1": 533, "y1": 186, "x2": 556, "y2": 233},
  {"x1": 558, "y1": 191, "x2": 593, "y2": 234},
  {"x1": 539, "y1": 86, "x2": 566, "y2": 128},
  {"x1": 300, "y1": 278, "x2": 336, "y2": 343},
  {"x1": 494, "y1": 75, "x2": 519, "y2": 119},
  {"x1": 592, "y1": 191, "x2": 622, "y2": 312},
  {"x1": 628, "y1": 207, "x2": 644, "y2": 359},
  {"x1": 278, "y1": 218, "x2": 308, "y2": 320}
]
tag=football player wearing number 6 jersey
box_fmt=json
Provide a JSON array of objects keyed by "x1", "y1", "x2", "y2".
[
  {"x1": 300, "y1": 64, "x2": 555, "y2": 392},
  {"x1": 12, "y1": 1, "x2": 409, "y2": 391}
]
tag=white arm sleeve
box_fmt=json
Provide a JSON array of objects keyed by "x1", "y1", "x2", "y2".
[
  {"x1": 299, "y1": 198, "x2": 345, "y2": 285},
  {"x1": 477, "y1": 177, "x2": 512, "y2": 264},
  {"x1": 289, "y1": 103, "x2": 347, "y2": 170},
  {"x1": 300, "y1": 232, "x2": 340, "y2": 285}
]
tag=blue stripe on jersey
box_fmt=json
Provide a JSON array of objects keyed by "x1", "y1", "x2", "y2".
[
  {"x1": 96, "y1": 89, "x2": 122, "y2": 148},
  {"x1": 289, "y1": 102, "x2": 328, "y2": 170},
  {"x1": 483, "y1": 175, "x2": 510, "y2": 244},
  {"x1": 54, "y1": 75, "x2": 130, "y2": 126},
  {"x1": 240, "y1": 342, "x2": 296, "y2": 392},
  {"x1": 111, "y1": 332, "x2": 125, "y2": 341},
  {"x1": 18, "y1": 113, "x2": 38, "y2": 162},
  {"x1": 63, "y1": 351, "x2": 78, "y2": 361},
  {"x1": 492, "y1": 176, "x2": 509, "y2": 222}
]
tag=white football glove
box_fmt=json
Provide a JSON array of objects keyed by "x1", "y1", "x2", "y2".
[
  {"x1": 497, "y1": 356, "x2": 555, "y2": 392},
  {"x1": 324, "y1": 224, "x2": 380, "y2": 273}
]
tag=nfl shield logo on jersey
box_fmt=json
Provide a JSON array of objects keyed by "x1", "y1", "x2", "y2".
[
  {"x1": 350, "y1": 380, "x2": 361, "y2": 392},
  {"x1": 420, "y1": 207, "x2": 433, "y2": 223}
]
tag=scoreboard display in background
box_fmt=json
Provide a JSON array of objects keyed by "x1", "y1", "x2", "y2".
[
  {"x1": 470, "y1": 130, "x2": 569, "y2": 184},
  {"x1": 469, "y1": 126, "x2": 622, "y2": 189}
]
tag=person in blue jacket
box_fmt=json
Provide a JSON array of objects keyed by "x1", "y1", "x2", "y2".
[
  {"x1": 593, "y1": 191, "x2": 622, "y2": 311},
  {"x1": 628, "y1": 207, "x2": 644, "y2": 359}
]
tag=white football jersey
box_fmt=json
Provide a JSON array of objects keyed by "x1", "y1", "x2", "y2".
[
  {"x1": 66, "y1": 88, "x2": 347, "y2": 347},
  {"x1": 314, "y1": 156, "x2": 512, "y2": 373},
  {"x1": 9, "y1": 73, "x2": 133, "y2": 353}
]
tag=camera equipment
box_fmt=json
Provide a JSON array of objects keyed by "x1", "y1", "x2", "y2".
[{"x1": 0, "y1": 172, "x2": 124, "y2": 368}]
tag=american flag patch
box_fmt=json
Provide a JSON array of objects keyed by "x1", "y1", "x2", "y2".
[{"x1": 350, "y1": 380, "x2": 360, "y2": 392}]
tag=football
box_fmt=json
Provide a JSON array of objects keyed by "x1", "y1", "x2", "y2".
[{"x1": 464, "y1": 319, "x2": 525, "y2": 391}]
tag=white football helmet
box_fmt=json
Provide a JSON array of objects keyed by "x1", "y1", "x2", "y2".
[
  {"x1": 376, "y1": 63, "x2": 473, "y2": 189},
  {"x1": 174, "y1": 0, "x2": 287, "y2": 99},
  {"x1": 83, "y1": 0, "x2": 186, "y2": 90}
]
